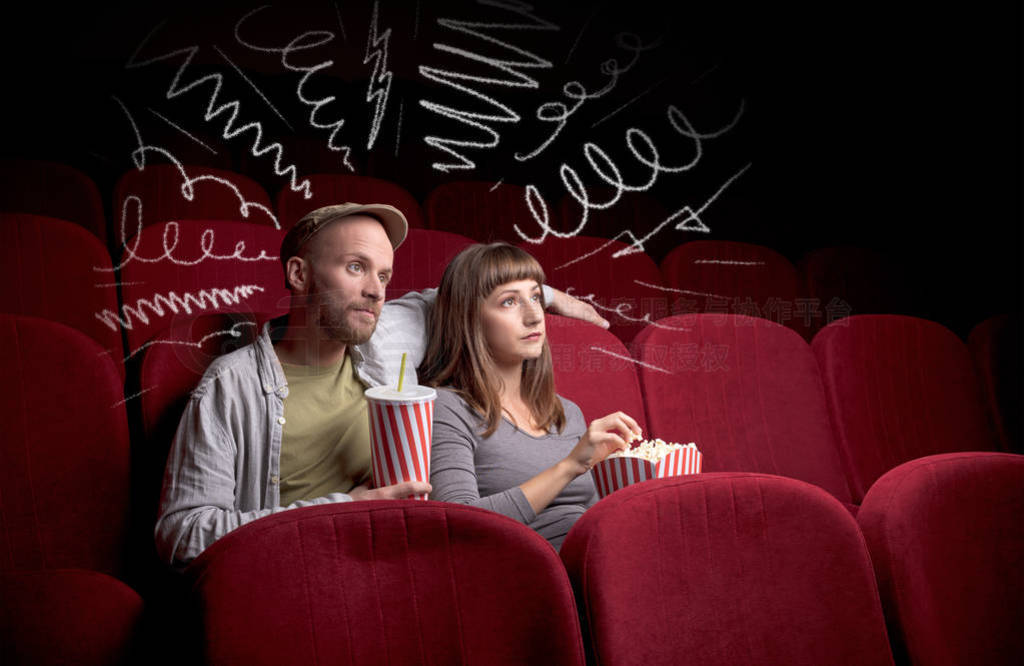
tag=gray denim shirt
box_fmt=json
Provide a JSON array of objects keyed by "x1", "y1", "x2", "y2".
[{"x1": 154, "y1": 289, "x2": 437, "y2": 568}]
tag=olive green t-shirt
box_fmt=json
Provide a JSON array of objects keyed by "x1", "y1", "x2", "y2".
[{"x1": 278, "y1": 353, "x2": 371, "y2": 506}]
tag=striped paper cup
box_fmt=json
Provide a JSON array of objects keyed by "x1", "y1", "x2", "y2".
[
  {"x1": 364, "y1": 385, "x2": 437, "y2": 500},
  {"x1": 591, "y1": 444, "x2": 703, "y2": 499}
]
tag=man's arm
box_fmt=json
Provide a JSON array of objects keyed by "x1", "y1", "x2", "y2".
[
  {"x1": 544, "y1": 286, "x2": 610, "y2": 329},
  {"x1": 153, "y1": 391, "x2": 354, "y2": 568},
  {"x1": 154, "y1": 387, "x2": 429, "y2": 568}
]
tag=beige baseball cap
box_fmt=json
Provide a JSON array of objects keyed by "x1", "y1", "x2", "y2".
[{"x1": 280, "y1": 202, "x2": 408, "y2": 269}]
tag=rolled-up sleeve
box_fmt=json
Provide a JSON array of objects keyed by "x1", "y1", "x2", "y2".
[{"x1": 428, "y1": 394, "x2": 536, "y2": 524}]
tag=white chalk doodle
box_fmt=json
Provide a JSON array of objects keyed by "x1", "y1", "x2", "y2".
[
  {"x1": 126, "y1": 20, "x2": 314, "y2": 196},
  {"x1": 364, "y1": 0, "x2": 394, "y2": 151},
  {"x1": 148, "y1": 107, "x2": 219, "y2": 155},
  {"x1": 332, "y1": 0, "x2": 348, "y2": 42},
  {"x1": 516, "y1": 99, "x2": 746, "y2": 244},
  {"x1": 543, "y1": 163, "x2": 750, "y2": 273},
  {"x1": 693, "y1": 259, "x2": 765, "y2": 266},
  {"x1": 633, "y1": 280, "x2": 727, "y2": 300},
  {"x1": 610, "y1": 162, "x2": 751, "y2": 259},
  {"x1": 234, "y1": 6, "x2": 355, "y2": 172},
  {"x1": 564, "y1": 286, "x2": 697, "y2": 332},
  {"x1": 112, "y1": 386, "x2": 157, "y2": 408},
  {"x1": 418, "y1": 0, "x2": 559, "y2": 172},
  {"x1": 124, "y1": 320, "x2": 257, "y2": 362},
  {"x1": 515, "y1": 32, "x2": 661, "y2": 162},
  {"x1": 213, "y1": 45, "x2": 294, "y2": 131},
  {"x1": 589, "y1": 345, "x2": 672, "y2": 374},
  {"x1": 393, "y1": 98, "x2": 405, "y2": 157},
  {"x1": 95, "y1": 284, "x2": 267, "y2": 333},
  {"x1": 97, "y1": 195, "x2": 279, "y2": 273},
  {"x1": 111, "y1": 97, "x2": 280, "y2": 231},
  {"x1": 590, "y1": 76, "x2": 668, "y2": 129}
]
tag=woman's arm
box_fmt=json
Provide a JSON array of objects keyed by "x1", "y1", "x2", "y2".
[
  {"x1": 518, "y1": 412, "x2": 641, "y2": 514},
  {"x1": 430, "y1": 394, "x2": 641, "y2": 518}
]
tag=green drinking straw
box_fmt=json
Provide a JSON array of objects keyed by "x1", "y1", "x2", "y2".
[{"x1": 397, "y1": 352, "x2": 407, "y2": 392}]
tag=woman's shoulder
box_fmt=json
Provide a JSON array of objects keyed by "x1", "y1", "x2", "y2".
[
  {"x1": 556, "y1": 395, "x2": 587, "y2": 427},
  {"x1": 433, "y1": 387, "x2": 479, "y2": 420}
]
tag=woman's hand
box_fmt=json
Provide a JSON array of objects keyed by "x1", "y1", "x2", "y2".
[{"x1": 565, "y1": 411, "x2": 643, "y2": 475}]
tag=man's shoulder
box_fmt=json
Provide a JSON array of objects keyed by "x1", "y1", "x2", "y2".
[{"x1": 191, "y1": 342, "x2": 262, "y2": 398}]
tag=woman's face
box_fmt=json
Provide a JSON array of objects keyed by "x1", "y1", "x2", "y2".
[{"x1": 480, "y1": 279, "x2": 546, "y2": 367}]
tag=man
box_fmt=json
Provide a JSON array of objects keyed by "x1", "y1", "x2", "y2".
[{"x1": 155, "y1": 203, "x2": 609, "y2": 568}]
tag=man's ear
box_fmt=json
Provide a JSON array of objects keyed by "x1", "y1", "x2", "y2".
[{"x1": 286, "y1": 256, "x2": 309, "y2": 293}]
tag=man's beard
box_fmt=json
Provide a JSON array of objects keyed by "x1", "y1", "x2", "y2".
[{"x1": 309, "y1": 280, "x2": 378, "y2": 346}]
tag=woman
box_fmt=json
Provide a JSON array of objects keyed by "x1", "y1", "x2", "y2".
[{"x1": 419, "y1": 243, "x2": 642, "y2": 550}]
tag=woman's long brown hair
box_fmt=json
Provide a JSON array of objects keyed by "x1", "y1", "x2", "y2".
[{"x1": 418, "y1": 243, "x2": 565, "y2": 438}]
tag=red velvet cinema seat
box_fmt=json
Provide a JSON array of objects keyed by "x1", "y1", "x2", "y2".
[
  {"x1": 424, "y1": 180, "x2": 556, "y2": 242},
  {"x1": 798, "y1": 245, "x2": 917, "y2": 337},
  {"x1": 189, "y1": 502, "x2": 586, "y2": 666},
  {"x1": 968, "y1": 314, "x2": 1021, "y2": 453},
  {"x1": 0, "y1": 158, "x2": 107, "y2": 243},
  {"x1": 858, "y1": 452, "x2": 1024, "y2": 665},
  {"x1": 660, "y1": 240, "x2": 807, "y2": 337},
  {"x1": 276, "y1": 173, "x2": 426, "y2": 231},
  {"x1": 518, "y1": 235, "x2": 666, "y2": 345},
  {"x1": 137, "y1": 313, "x2": 260, "y2": 538},
  {"x1": 812, "y1": 315, "x2": 999, "y2": 503},
  {"x1": 112, "y1": 164, "x2": 277, "y2": 233},
  {"x1": 0, "y1": 213, "x2": 126, "y2": 377},
  {"x1": 0, "y1": 315, "x2": 142, "y2": 664},
  {"x1": 386, "y1": 228, "x2": 475, "y2": 299},
  {"x1": 632, "y1": 314, "x2": 855, "y2": 507},
  {"x1": 116, "y1": 219, "x2": 287, "y2": 359},
  {"x1": 545, "y1": 314, "x2": 647, "y2": 431},
  {"x1": 561, "y1": 473, "x2": 894, "y2": 665}
]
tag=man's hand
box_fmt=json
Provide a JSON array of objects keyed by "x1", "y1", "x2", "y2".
[
  {"x1": 349, "y1": 481, "x2": 432, "y2": 501},
  {"x1": 546, "y1": 287, "x2": 611, "y2": 329}
]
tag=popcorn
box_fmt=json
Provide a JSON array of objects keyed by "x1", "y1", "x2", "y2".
[
  {"x1": 593, "y1": 437, "x2": 703, "y2": 499},
  {"x1": 608, "y1": 438, "x2": 698, "y2": 463}
]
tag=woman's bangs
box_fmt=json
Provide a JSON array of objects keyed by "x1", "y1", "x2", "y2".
[{"x1": 480, "y1": 245, "x2": 547, "y2": 297}]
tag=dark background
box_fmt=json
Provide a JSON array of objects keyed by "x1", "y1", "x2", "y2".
[{"x1": 1, "y1": 0, "x2": 1020, "y2": 337}]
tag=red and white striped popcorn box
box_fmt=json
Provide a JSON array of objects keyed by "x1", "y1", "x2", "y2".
[
  {"x1": 364, "y1": 386, "x2": 437, "y2": 500},
  {"x1": 592, "y1": 441, "x2": 703, "y2": 499}
]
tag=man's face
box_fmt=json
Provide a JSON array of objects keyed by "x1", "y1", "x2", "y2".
[{"x1": 303, "y1": 215, "x2": 394, "y2": 345}]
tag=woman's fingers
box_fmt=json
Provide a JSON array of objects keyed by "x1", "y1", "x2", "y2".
[{"x1": 595, "y1": 412, "x2": 642, "y2": 445}]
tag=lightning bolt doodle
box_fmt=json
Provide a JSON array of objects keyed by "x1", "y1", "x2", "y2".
[{"x1": 364, "y1": 0, "x2": 394, "y2": 151}]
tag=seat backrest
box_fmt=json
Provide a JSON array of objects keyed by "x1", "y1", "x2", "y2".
[
  {"x1": 424, "y1": 180, "x2": 555, "y2": 243},
  {"x1": 386, "y1": 228, "x2": 475, "y2": 299},
  {"x1": 190, "y1": 502, "x2": 586, "y2": 666},
  {"x1": 561, "y1": 473, "x2": 894, "y2": 666},
  {"x1": 798, "y1": 246, "x2": 916, "y2": 337},
  {"x1": 812, "y1": 315, "x2": 998, "y2": 502},
  {"x1": 137, "y1": 312, "x2": 259, "y2": 522},
  {"x1": 116, "y1": 219, "x2": 287, "y2": 357},
  {"x1": 0, "y1": 213, "x2": 125, "y2": 377},
  {"x1": 276, "y1": 173, "x2": 425, "y2": 231},
  {"x1": 858, "y1": 452, "x2": 1024, "y2": 665},
  {"x1": 518, "y1": 235, "x2": 666, "y2": 345},
  {"x1": 112, "y1": 164, "x2": 276, "y2": 233},
  {"x1": 661, "y1": 240, "x2": 806, "y2": 336},
  {"x1": 632, "y1": 314, "x2": 853, "y2": 502},
  {"x1": 0, "y1": 159, "x2": 107, "y2": 243},
  {"x1": 968, "y1": 313, "x2": 1021, "y2": 453},
  {"x1": 0, "y1": 315, "x2": 131, "y2": 576},
  {"x1": 546, "y1": 314, "x2": 647, "y2": 431}
]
